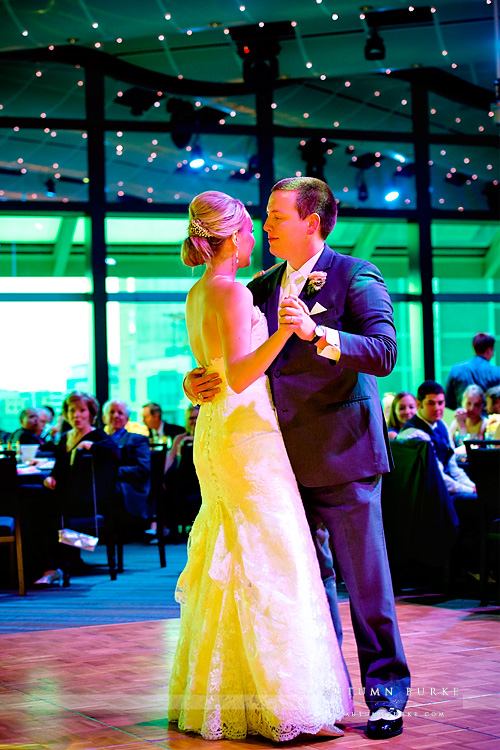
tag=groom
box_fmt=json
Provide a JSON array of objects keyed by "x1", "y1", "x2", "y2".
[{"x1": 186, "y1": 177, "x2": 410, "y2": 739}]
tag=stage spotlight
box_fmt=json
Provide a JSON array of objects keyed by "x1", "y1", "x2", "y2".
[
  {"x1": 115, "y1": 87, "x2": 161, "y2": 116},
  {"x1": 385, "y1": 191, "x2": 399, "y2": 202},
  {"x1": 299, "y1": 137, "x2": 337, "y2": 182},
  {"x1": 167, "y1": 98, "x2": 195, "y2": 149},
  {"x1": 229, "y1": 22, "x2": 292, "y2": 86},
  {"x1": 45, "y1": 178, "x2": 56, "y2": 197},
  {"x1": 365, "y1": 30, "x2": 385, "y2": 61},
  {"x1": 356, "y1": 174, "x2": 369, "y2": 202},
  {"x1": 189, "y1": 142, "x2": 205, "y2": 169}
]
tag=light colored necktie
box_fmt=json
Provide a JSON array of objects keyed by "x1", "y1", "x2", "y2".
[{"x1": 285, "y1": 270, "x2": 304, "y2": 298}]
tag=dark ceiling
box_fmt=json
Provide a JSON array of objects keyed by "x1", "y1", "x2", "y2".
[{"x1": 0, "y1": 0, "x2": 498, "y2": 212}]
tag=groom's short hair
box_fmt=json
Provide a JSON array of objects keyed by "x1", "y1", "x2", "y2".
[{"x1": 271, "y1": 177, "x2": 337, "y2": 240}]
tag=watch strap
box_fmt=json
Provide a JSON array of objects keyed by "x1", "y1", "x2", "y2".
[{"x1": 310, "y1": 325, "x2": 325, "y2": 345}]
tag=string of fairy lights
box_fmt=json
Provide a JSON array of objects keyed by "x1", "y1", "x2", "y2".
[{"x1": 0, "y1": 2, "x2": 497, "y2": 208}]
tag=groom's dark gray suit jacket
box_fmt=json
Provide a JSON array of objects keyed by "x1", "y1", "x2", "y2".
[{"x1": 247, "y1": 244, "x2": 396, "y2": 488}]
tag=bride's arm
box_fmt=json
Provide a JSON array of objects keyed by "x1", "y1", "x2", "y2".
[{"x1": 216, "y1": 282, "x2": 292, "y2": 394}]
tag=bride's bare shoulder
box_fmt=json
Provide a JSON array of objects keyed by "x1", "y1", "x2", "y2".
[{"x1": 206, "y1": 277, "x2": 252, "y2": 305}]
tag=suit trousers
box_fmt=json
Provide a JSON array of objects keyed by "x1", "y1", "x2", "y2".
[{"x1": 299, "y1": 474, "x2": 410, "y2": 711}]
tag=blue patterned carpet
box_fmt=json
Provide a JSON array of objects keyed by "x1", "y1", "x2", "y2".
[
  {"x1": 1, "y1": 541, "x2": 494, "y2": 635},
  {"x1": 0, "y1": 542, "x2": 187, "y2": 634}
]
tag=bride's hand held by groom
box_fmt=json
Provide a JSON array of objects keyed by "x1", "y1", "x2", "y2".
[
  {"x1": 183, "y1": 366, "x2": 222, "y2": 404},
  {"x1": 279, "y1": 295, "x2": 316, "y2": 341}
]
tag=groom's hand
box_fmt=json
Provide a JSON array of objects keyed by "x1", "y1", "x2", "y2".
[
  {"x1": 184, "y1": 367, "x2": 222, "y2": 404},
  {"x1": 279, "y1": 296, "x2": 316, "y2": 340}
]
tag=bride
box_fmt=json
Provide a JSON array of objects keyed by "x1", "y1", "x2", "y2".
[{"x1": 167, "y1": 190, "x2": 352, "y2": 741}]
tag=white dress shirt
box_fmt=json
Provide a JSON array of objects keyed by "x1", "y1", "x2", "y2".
[{"x1": 279, "y1": 252, "x2": 340, "y2": 362}]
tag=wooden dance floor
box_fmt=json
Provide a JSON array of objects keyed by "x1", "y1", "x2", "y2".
[{"x1": 0, "y1": 599, "x2": 499, "y2": 750}]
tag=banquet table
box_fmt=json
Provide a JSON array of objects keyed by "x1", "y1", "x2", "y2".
[{"x1": 17, "y1": 457, "x2": 55, "y2": 484}]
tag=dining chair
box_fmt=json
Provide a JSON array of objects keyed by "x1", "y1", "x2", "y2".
[
  {"x1": 0, "y1": 450, "x2": 26, "y2": 595},
  {"x1": 60, "y1": 452, "x2": 121, "y2": 585},
  {"x1": 382, "y1": 439, "x2": 459, "y2": 594},
  {"x1": 149, "y1": 445, "x2": 168, "y2": 568},
  {"x1": 464, "y1": 439, "x2": 500, "y2": 606}
]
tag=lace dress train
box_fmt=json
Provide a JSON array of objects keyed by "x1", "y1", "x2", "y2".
[{"x1": 168, "y1": 309, "x2": 352, "y2": 741}]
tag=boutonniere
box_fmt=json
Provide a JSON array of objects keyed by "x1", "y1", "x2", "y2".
[{"x1": 305, "y1": 271, "x2": 327, "y2": 299}]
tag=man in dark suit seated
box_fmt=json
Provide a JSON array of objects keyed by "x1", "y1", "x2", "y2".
[
  {"x1": 141, "y1": 401, "x2": 184, "y2": 446},
  {"x1": 10, "y1": 408, "x2": 46, "y2": 446},
  {"x1": 398, "y1": 381, "x2": 477, "y2": 501},
  {"x1": 398, "y1": 380, "x2": 479, "y2": 575},
  {"x1": 104, "y1": 399, "x2": 151, "y2": 521}
]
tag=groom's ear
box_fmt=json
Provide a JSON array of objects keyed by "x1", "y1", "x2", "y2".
[{"x1": 306, "y1": 212, "x2": 321, "y2": 235}]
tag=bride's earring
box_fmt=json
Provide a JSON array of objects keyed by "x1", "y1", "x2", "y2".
[{"x1": 235, "y1": 248, "x2": 239, "y2": 268}]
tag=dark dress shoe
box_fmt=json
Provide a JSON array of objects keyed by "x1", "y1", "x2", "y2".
[{"x1": 366, "y1": 708, "x2": 403, "y2": 740}]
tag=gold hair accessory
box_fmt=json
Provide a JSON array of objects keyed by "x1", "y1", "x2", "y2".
[{"x1": 189, "y1": 218, "x2": 214, "y2": 239}]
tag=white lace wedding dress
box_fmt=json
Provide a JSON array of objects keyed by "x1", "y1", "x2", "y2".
[{"x1": 168, "y1": 308, "x2": 352, "y2": 741}]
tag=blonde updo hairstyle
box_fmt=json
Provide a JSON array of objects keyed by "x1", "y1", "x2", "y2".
[{"x1": 181, "y1": 190, "x2": 248, "y2": 267}]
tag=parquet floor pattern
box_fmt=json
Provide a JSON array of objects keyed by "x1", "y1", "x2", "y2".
[{"x1": 0, "y1": 601, "x2": 498, "y2": 750}]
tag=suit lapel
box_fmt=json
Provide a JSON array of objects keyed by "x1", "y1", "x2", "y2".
[
  {"x1": 115, "y1": 431, "x2": 129, "y2": 451},
  {"x1": 299, "y1": 245, "x2": 336, "y2": 311},
  {"x1": 265, "y1": 264, "x2": 286, "y2": 336}
]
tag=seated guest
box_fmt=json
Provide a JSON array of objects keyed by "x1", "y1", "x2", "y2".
[
  {"x1": 382, "y1": 392, "x2": 395, "y2": 423},
  {"x1": 485, "y1": 386, "x2": 500, "y2": 440},
  {"x1": 33, "y1": 407, "x2": 57, "y2": 454},
  {"x1": 103, "y1": 401, "x2": 149, "y2": 437},
  {"x1": 387, "y1": 391, "x2": 417, "y2": 439},
  {"x1": 397, "y1": 381, "x2": 479, "y2": 573},
  {"x1": 10, "y1": 408, "x2": 45, "y2": 446},
  {"x1": 103, "y1": 399, "x2": 151, "y2": 519},
  {"x1": 449, "y1": 385, "x2": 487, "y2": 448},
  {"x1": 164, "y1": 405, "x2": 199, "y2": 473},
  {"x1": 38, "y1": 405, "x2": 57, "y2": 440},
  {"x1": 164, "y1": 405, "x2": 201, "y2": 540},
  {"x1": 36, "y1": 391, "x2": 119, "y2": 585},
  {"x1": 142, "y1": 401, "x2": 184, "y2": 445},
  {"x1": 398, "y1": 381, "x2": 476, "y2": 498},
  {"x1": 397, "y1": 381, "x2": 478, "y2": 542}
]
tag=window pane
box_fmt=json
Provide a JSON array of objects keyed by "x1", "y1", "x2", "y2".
[
  {"x1": 378, "y1": 300, "x2": 424, "y2": 398},
  {"x1": 434, "y1": 301, "x2": 500, "y2": 387},
  {"x1": 0, "y1": 301, "x2": 92, "y2": 434},
  {"x1": 107, "y1": 301, "x2": 195, "y2": 426}
]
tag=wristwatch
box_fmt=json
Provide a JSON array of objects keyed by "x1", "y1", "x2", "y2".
[{"x1": 310, "y1": 324, "x2": 326, "y2": 345}]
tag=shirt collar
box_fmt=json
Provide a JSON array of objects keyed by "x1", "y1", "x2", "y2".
[
  {"x1": 111, "y1": 427, "x2": 127, "y2": 441},
  {"x1": 284, "y1": 248, "x2": 324, "y2": 284}
]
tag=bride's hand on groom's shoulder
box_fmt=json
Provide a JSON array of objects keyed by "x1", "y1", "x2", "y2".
[
  {"x1": 184, "y1": 367, "x2": 222, "y2": 404},
  {"x1": 279, "y1": 296, "x2": 316, "y2": 340},
  {"x1": 252, "y1": 263, "x2": 282, "y2": 280}
]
